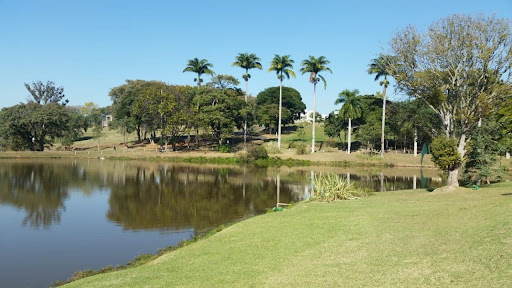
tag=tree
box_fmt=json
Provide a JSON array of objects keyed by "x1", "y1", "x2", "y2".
[
  {"x1": 255, "y1": 86, "x2": 305, "y2": 126},
  {"x1": 24, "y1": 81, "x2": 67, "y2": 105},
  {"x1": 389, "y1": 14, "x2": 512, "y2": 186},
  {"x1": 300, "y1": 56, "x2": 332, "y2": 153},
  {"x1": 268, "y1": 55, "x2": 295, "y2": 150},
  {"x1": 324, "y1": 112, "x2": 345, "y2": 144},
  {"x1": 109, "y1": 80, "x2": 158, "y2": 142},
  {"x1": 183, "y1": 58, "x2": 215, "y2": 86},
  {"x1": 0, "y1": 103, "x2": 71, "y2": 151},
  {"x1": 335, "y1": 89, "x2": 363, "y2": 153},
  {"x1": 194, "y1": 87, "x2": 245, "y2": 145},
  {"x1": 206, "y1": 74, "x2": 240, "y2": 90},
  {"x1": 368, "y1": 55, "x2": 394, "y2": 157},
  {"x1": 233, "y1": 53, "x2": 263, "y2": 146}
]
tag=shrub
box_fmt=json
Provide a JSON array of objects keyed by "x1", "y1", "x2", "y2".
[
  {"x1": 296, "y1": 143, "x2": 307, "y2": 155},
  {"x1": 430, "y1": 137, "x2": 462, "y2": 171},
  {"x1": 322, "y1": 139, "x2": 338, "y2": 148},
  {"x1": 248, "y1": 146, "x2": 268, "y2": 160},
  {"x1": 218, "y1": 144, "x2": 231, "y2": 153},
  {"x1": 312, "y1": 173, "x2": 371, "y2": 202}
]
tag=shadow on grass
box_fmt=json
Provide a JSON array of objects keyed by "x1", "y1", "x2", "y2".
[{"x1": 502, "y1": 193, "x2": 512, "y2": 196}]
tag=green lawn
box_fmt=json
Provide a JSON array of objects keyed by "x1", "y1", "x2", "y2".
[
  {"x1": 280, "y1": 123, "x2": 339, "y2": 144},
  {"x1": 65, "y1": 183, "x2": 512, "y2": 287}
]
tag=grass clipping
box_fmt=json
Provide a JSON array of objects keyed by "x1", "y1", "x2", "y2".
[{"x1": 312, "y1": 173, "x2": 372, "y2": 202}]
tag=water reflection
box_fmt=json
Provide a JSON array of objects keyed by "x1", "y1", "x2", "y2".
[
  {"x1": 106, "y1": 165, "x2": 297, "y2": 231},
  {"x1": 0, "y1": 160, "x2": 449, "y2": 231},
  {"x1": 0, "y1": 162, "x2": 73, "y2": 228}
]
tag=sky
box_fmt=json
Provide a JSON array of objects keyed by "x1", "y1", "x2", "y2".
[{"x1": 1, "y1": 0, "x2": 511, "y2": 114}]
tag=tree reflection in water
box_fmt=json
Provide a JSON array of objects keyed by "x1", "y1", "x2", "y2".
[{"x1": 0, "y1": 162, "x2": 75, "y2": 228}]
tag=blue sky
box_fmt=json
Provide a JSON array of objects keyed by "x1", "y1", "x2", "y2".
[{"x1": 1, "y1": 0, "x2": 511, "y2": 114}]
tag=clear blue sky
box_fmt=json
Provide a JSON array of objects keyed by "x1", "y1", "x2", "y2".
[{"x1": 1, "y1": 0, "x2": 511, "y2": 114}]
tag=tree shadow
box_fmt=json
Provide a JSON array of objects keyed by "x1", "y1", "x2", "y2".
[{"x1": 501, "y1": 193, "x2": 512, "y2": 196}]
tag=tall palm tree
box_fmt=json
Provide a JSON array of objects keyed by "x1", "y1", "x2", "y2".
[
  {"x1": 368, "y1": 54, "x2": 393, "y2": 157},
  {"x1": 232, "y1": 53, "x2": 263, "y2": 146},
  {"x1": 335, "y1": 89, "x2": 363, "y2": 154},
  {"x1": 183, "y1": 58, "x2": 215, "y2": 86},
  {"x1": 300, "y1": 56, "x2": 332, "y2": 153},
  {"x1": 268, "y1": 55, "x2": 295, "y2": 150}
]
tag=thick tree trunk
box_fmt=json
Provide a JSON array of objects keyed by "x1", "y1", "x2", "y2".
[
  {"x1": 311, "y1": 83, "x2": 317, "y2": 154},
  {"x1": 347, "y1": 118, "x2": 352, "y2": 154},
  {"x1": 447, "y1": 169, "x2": 459, "y2": 186},
  {"x1": 446, "y1": 132, "x2": 467, "y2": 187}
]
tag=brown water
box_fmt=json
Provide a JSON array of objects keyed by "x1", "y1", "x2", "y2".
[{"x1": 0, "y1": 159, "x2": 443, "y2": 287}]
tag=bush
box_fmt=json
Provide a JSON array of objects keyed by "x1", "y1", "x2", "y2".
[
  {"x1": 218, "y1": 144, "x2": 231, "y2": 153},
  {"x1": 248, "y1": 146, "x2": 268, "y2": 160},
  {"x1": 431, "y1": 137, "x2": 462, "y2": 171},
  {"x1": 296, "y1": 143, "x2": 307, "y2": 155},
  {"x1": 312, "y1": 173, "x2": 371, "y2": 202},
  {"x1": 322, "y1": 139, "x2": 338, "y2": 148}
]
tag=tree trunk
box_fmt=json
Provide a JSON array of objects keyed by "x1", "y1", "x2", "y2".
[
  {"x1": 244, "y1": 78, "x2": 248, "y2": 149},
  {"x1": 136, "y1": 126, "x2": 141, "y2": 142},
  {"x1": 381, "y1": 84, "x2": 387, "y2": 157},
  {"x1": 278, "y1": 79, "x2": 283, "y2": 150},
  {"x1": 413, "y1": 128, "x2": 418, "y2": 157},
  {"x1": 347, "y1": 118, "x2": 352, "y2": 154},
  {"x1": 447, "y1": 168, "x2": 459, "y2": 186},
  {"x1": 311, "y1": 83, "x2": 317, "y2": 154}
]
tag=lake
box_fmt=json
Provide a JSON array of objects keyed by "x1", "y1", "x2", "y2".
[{"x1": 0, "y1": 159, "x2": 443, "y2": 287}]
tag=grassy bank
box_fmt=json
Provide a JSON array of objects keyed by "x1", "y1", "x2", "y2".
[{"x1": 64, "y1": 183, "x2": 512, "y2": 287}]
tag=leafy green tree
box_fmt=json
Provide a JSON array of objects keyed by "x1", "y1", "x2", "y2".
[
  {"x1": 268, "y1": 55, "x2": 296, "y2": 150},
  {"x1": 300, "y1": 56, "x2": 332, "y2": 153},
  {"x1": 368, "y1": 55, "x2": 395, "y2": 157},
  {"x1": 324, "y1": 112, "x2": 345, "y2": 144},
  {"x1": 109, "y1": 80, "x2": 155, "y2": 141},
  {"x1": 389, "y1": 14, "x2": 512, "y2": 186},
  {"x1": 59, "y1": 107, "x2": 86, "y2": 147},
  {"x1": 183, "y1": 58, "x2": 215, "y2": 86},
  {"x1": 335, "y1": 89, "x2": 363, "y2": 153},
  {"x1": 431, "y1": 137, "x2": 462, "y2": 184},
  {"x1": 0, "y1": 102, "x2": 71, "y2": 151},
  {"x1": 24, "y1": 81, "x2": 67, "y2": 105},
  {"x1": 255, "y1": 86, "x2": 305, "y2": 126},
  {"x1": 195, "y1": 87, "x2": 245, "y2": 145},
  {"x1": 206, "y1": 74, "x2": 240, "y2": 90},
  {"x1": 463, "y1": 119, "x2": 505, "y2": 185}
]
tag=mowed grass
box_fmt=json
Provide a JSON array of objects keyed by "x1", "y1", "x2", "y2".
[{"x1": 65, "y1": 183, "x2": 512, "y2": 287}]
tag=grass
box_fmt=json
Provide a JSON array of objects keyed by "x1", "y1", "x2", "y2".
[{"x1": 63, "y1": 182, "x2": 512, "y2": 287}]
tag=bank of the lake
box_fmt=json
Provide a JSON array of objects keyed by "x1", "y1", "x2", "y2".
[
  {"x1": 0, "y1": 149, "x2": 448, "y2": 169},
  {"x1": 64, "y1": 182, "x2": 512, "y2": 287}
]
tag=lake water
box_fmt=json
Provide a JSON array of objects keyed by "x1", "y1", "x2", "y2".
[{"x1": 0, "y1": 159, "x2": 443, "y2": 287}]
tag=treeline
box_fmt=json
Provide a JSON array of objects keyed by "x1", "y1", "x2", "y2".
[
  {"x1": 0, "y1": 78, "x2": 307, "y2": 151},
  {"x1": 107, "y1": 77, "x2": 306, "y2": 151}
]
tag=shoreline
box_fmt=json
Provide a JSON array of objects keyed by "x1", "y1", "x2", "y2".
[
  {"x1": 60, "y1": 182, "x2": 512, "y2": 287},
  {"x1": 0, "y1": 150, "x2": 443, "y2": 169}
]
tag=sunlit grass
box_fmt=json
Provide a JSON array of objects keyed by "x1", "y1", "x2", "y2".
[{"x1": 64, "y1": 182, "x2": 512, "y2": 287}]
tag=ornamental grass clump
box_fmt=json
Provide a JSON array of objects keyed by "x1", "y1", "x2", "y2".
[{"x1": 312, "y1": 173, "x2": 371, "y2": 202}]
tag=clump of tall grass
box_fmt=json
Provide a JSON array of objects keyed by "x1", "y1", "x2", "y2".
[{"x1": 312, "y1": 173, "x2": 372, "y2": 202}]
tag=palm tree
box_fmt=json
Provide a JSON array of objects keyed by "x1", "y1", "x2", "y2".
[
  {"x1": 232, "y1": 53, "x2": 263, "y2": 146},
  {"x1": 300, "y1": 56, "x2": 332, "y2": 153},
  {"x1": 183, "y1": 58, "x2": 215, "y2": 86},
  {"x1": 368, "y1": 54, "x2": 393, "y2": 157},
  {"x1": 335, "y1": 89, "x2": 363, "y2": 154},
  {"x1": 268, "y1": 55, "x2": 295, "y2": 150}
]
